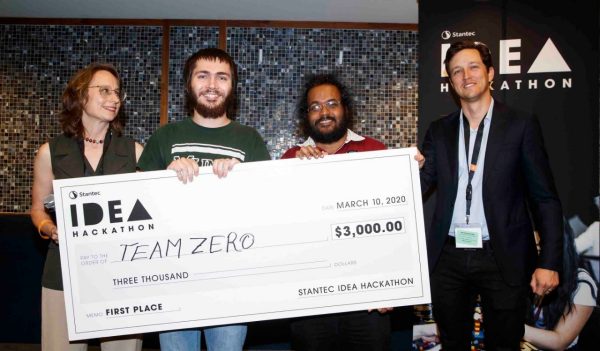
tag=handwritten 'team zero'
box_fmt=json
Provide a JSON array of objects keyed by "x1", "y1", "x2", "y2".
[{"x1": 118, "y1": 232, "x2": 255, "y2": 261}]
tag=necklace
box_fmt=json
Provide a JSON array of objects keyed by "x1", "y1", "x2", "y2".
[{"x1": 84, "y1": 137, "x2": 103, "y2": 144}]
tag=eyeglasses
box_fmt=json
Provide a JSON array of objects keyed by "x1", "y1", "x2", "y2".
[
  {"x1": 89, "y1": 85, "x2": 127, "y2": 102},
  {"x1": 308, "y1": 99, "x2": 341, "y2": 113}
]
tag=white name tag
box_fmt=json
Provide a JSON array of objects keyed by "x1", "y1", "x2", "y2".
[{"x1": 454, "y1": 223, "x2": 483, "y2": 248}]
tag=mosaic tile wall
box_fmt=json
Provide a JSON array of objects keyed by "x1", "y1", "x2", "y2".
[
  {"x1": 167, "y1": 26, "x2": 219, "y2": 120},
  {"x1": 0, "y1": 24, "x2": 163, "y2": 212},
  {"x1": 0, "y1": 24, "x2": 418, "y2": 213},
  {"x1": 227, "y1": 28, "x2": 419, "y2": 158}
]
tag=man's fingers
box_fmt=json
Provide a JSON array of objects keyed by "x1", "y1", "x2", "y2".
[
  {"x1": 212, "y1": 158, "x2": 239, "y2": 178},
  {"x1": 296, "y1": 146, "x2": 326, "y2": 159},
  {"x1": 168, "y1": 159, "x2": 199, "y2": 183}
]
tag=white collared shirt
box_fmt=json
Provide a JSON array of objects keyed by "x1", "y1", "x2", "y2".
[
  {"x1": 449, "y1": 100, "x2": 494, "y2": 240},
  {"x1": 298, "y1": 129, "x2": 365, "y2": 147}
]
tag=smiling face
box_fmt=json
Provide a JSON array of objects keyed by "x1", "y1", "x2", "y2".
[
  {"x1": 189, "y1": 58, "x2": 233, "y2": 119},
  {"x1": 81, "y1": 70, "x2": 121, "y2": 124},
  {"x1": 448, "y1": 48, "x2": 495, "y2": 103},
  {"x1": 306, "y1": 84, "x2": 349, "y2": 143}
]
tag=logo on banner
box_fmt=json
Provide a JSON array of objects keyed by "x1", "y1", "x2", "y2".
[
  {"x1": 440, "y1": 30, "x2": 475, "y2": 40},
  {"x1": 439, "y1": 37, "x2": 572, "y2": 93},
  {"x1": 527, "y1": 39, "x2": 570, "y2": 73},
  {"x1": 69, "y1": 198, "x2": 155, "y2": 238}
]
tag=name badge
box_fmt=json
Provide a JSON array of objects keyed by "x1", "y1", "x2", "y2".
[{"x1": 454, "y1": 223, "x2": 483, "y2": 248}]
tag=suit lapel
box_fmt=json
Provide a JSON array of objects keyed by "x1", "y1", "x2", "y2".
[
  {"x1": 482, "y1": 101, "x2": 510, "y2": 189},
  {"x1": 443, "y1": 112, "x2": 460, "y2": 187}
]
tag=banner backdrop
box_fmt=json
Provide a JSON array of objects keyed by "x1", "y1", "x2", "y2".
[{"x1": 418, "y1": 0, "x2": 599, "y2": 226}]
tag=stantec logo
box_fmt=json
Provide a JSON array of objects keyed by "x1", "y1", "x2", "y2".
[{"x1": 441, "y1": 30, "x2": 475, "y2": 40}]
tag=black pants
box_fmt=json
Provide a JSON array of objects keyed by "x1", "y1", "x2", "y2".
[
  {"x1": 290, "y1": 311, "x2": 390, "y2": 351},
  {"x1": 431, "y1": 238, "x2": 527, "y2": 351}
]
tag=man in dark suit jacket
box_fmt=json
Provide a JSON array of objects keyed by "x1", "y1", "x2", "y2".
[{"x1": 420, "y1": 40, "x2": 563, "y2": 350}]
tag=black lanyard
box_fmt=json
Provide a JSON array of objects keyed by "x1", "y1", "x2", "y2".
[{"x1": 462, "y1": 116, "x2": 485, "y2": 224}]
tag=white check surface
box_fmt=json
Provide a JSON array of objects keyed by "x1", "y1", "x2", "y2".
[{"x1": 53, "y1": 148, "x2": 430, "y2": 340}]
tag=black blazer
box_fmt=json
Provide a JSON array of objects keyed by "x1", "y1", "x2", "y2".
[{"x1": 420, "y1": 100, "x2": 563, "y2": 286}]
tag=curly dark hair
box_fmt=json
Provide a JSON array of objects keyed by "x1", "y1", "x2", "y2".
[
  {"x1": 444, "y1": 40, "x2": 494, "y2": 75},
  {"x1": 183, "y1": 47, "x2": 238, "y2": 119},
  {"x1": 296, "y1": 73, "x2": 354, "y2": 138},
  {"x1": 526, "y1": 219, "x2": 587, "y2": 330},
  {"x1": 59, "y1": 63, "x2": 124, "y2": 138}
]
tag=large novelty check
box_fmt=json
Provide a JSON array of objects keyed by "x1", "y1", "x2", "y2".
[{"x1": 53, "y1": 148, "x2": 430, "y2": 340}]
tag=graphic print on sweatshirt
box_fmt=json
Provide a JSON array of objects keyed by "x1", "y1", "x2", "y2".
[{"x1": 171, "y1": 143, "x2": 246, "y2": 166}]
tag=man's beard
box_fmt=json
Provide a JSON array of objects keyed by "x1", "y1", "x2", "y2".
[
  {"x1": 308, "y1": 115, "x2": 349, "y2": 144},
  {"x1": 193, "y1": 89, "x2": 233, "y2": 119}
]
